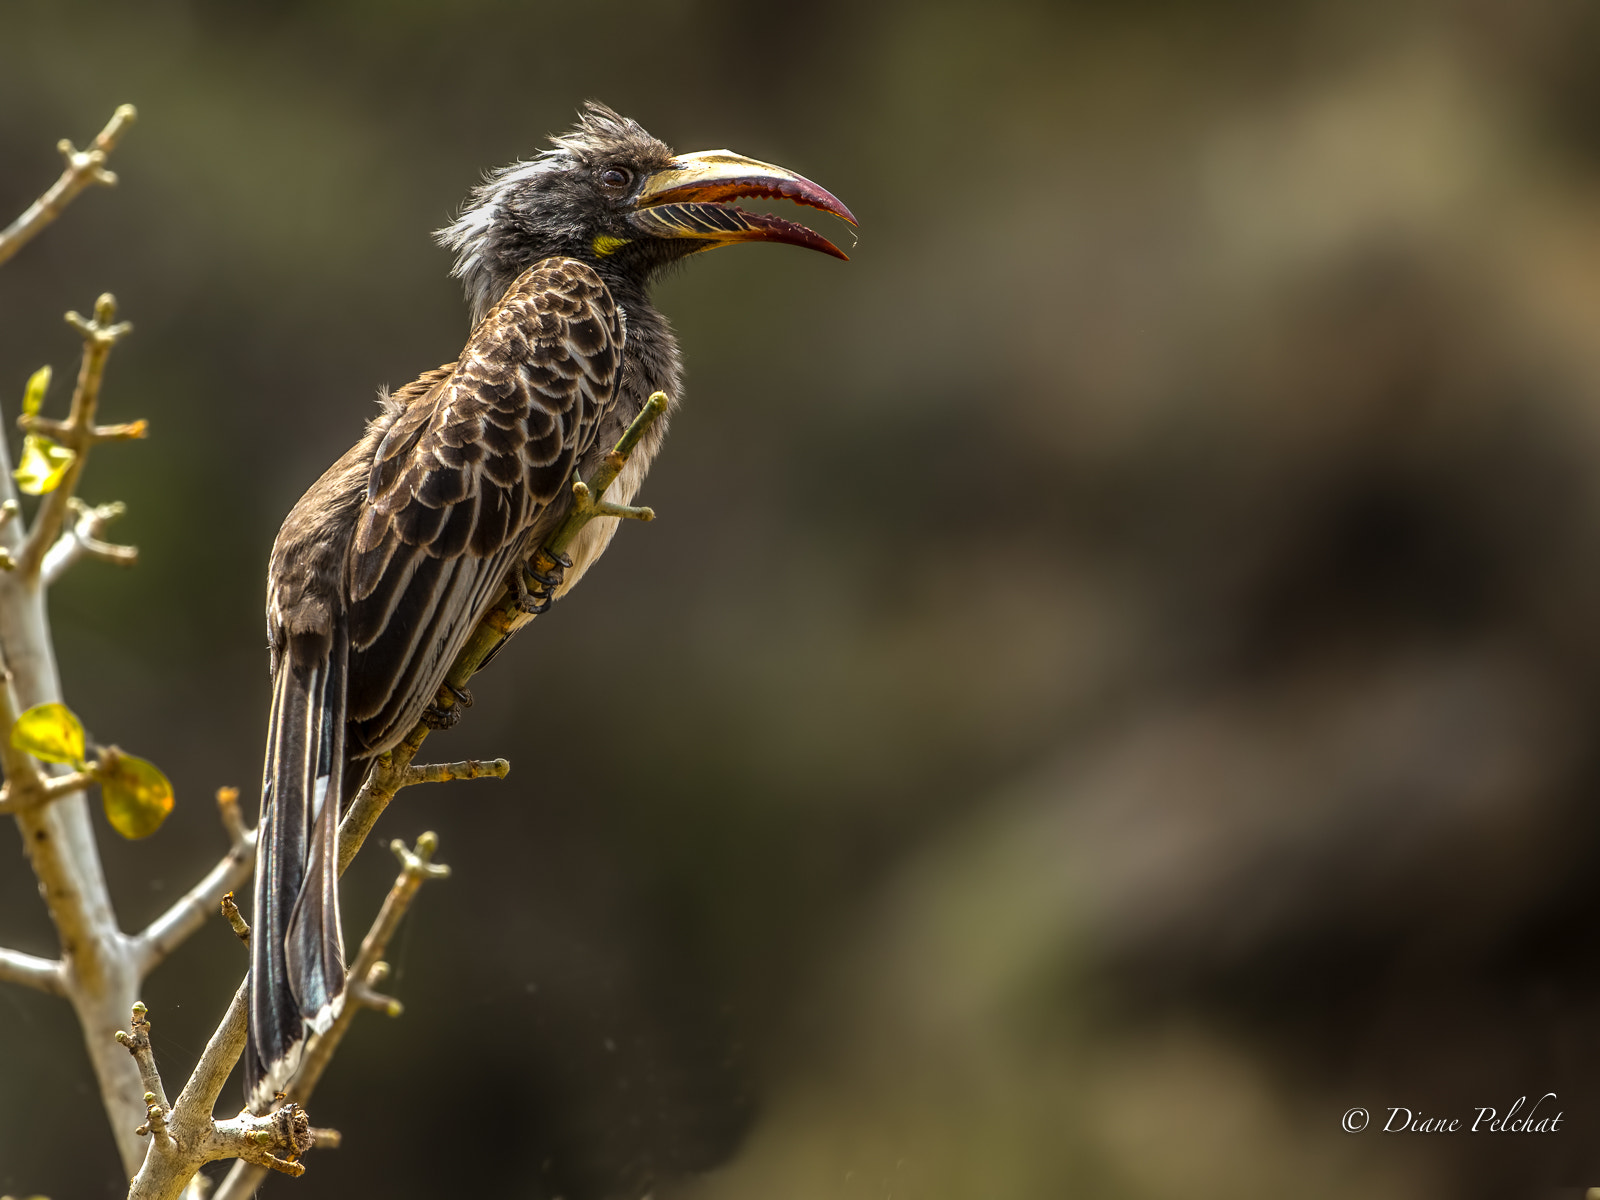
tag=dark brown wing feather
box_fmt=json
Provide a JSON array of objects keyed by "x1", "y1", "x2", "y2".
[{"x1": 343, "y1": 257, "x2": 623, "y2": 756}]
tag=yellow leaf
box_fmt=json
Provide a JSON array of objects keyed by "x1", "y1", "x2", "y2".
[
  {"x1": 11, "y1": 702, "x2": 86, "y2": 766},
  {"x1": 13, "y1": 434, "x2": 75, "y2": 495},
  {"x1": 98, "y1": 752, "x2": 174, "y2": 840},
  {"x1": 21, "y1": 364, "x2": 51, "y2": 417}
]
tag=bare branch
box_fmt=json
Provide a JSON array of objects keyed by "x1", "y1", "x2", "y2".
[
  {"x1": 130, "y1": 789, "x2": 254, "y2": 979},
  {"x1": 20, "y1": 415, "x2": 148, "y2": 444},
  {"x1": 166, "y1": 981, "x2": 249, "y2": 1154},
  {"x1": 215, "y1": 782, "x2": 246, "y2": 845},
  {"x1": 116, "y1": 1003, "x2": 172, "y2": 1128},
  {"x1": 0, "y1": 945, "x2": 65, "y2": 995},
  {"x1": 42, "y1": 497, "x2": 139, "y2": 586},
  {"x1": 0, "y1": 768, "x2": 97, "y2": 815},
  {"x1": 16, "y1": 295, "x2": 136, "y2": 579},
  {"x1": 335, "y1": 722, "x2": 431, "y2": 877},
  {"x1": 0, "y1": 104, "x2": 136, "y2": 268},
  {"x1": 0, "y1": 515, "x2": 146, "y2": 1171},
  {"x1": 124, "y1": 999, "x2": 316, "y2": 1199},
  {"x1": 307, "y1": 1126, "x2": 341, "y2": 1149},
  {"x1": 209, "y1": 1105, "x2": 312, "y2": 1177},
  {"x1": 212, "y1": 834, "x2": 451, "y2": 1200},
  {"x1": 219, "y1": 892, "x2": 250, "y2": 943},
  {"x1": 400, "y1": 757, "x2": 510, "y2": 788},
  {"x1": 299, "y1": 831, "x2": 451, "y2": 1086}
]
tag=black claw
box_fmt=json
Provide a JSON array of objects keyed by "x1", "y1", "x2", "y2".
[
  {"x1": 511, "y1": 574, "x2": 552, "y2": 615},
  {"x1": 444, "y1": 681, "x2": 474, "y2": 708},
  {"x1": 527, "y1": 549, "x2": 572, "y2": 591},
  {"x1": 518, "y1": 593, "x2": 553, "y2": 615},
  {"x1": 527, "y1": 567, "x2": 564, "y2": 590},
  {"x1": 509, "y1": 557, "x2": 560, "y2": 614}
]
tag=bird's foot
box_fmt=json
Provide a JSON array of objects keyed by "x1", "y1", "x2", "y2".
[
  {"x1": 512, "y1": 550, "x2": 572, "y2": 615},
  {"x1": 421, "y1": 681, "x2": 472, "y2": 729},
  {"x1": 509, "y1": 568, "x2": 549, "y2": 615},
  {"x1": 420, "y1": 700, "x2": 462, "y2": 730}
]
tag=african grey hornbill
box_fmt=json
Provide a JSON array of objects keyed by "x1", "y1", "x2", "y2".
[{"x1": 246, "y1": 102, "x2": 853, "y2": 1106}]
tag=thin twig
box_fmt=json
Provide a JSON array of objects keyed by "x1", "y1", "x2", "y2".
[
  {"x1": 16, "y1": 294, "x2": 135, "y2": 579},
  {"x1": 42, "y1": 497, "x2": 138, "y2": 586},
  {"x1": 0, "y1": 104, "x2": 136, "y2": 268},
  {"x1": 219, "y1": 892, "x2": 250, "y2": 943},
  {"x1": 130, "y1": 789, "x2": 255, "y2": 978},
  {"x1": 0, "y1": 945, "x2": 65, "y2": 995},
  {"x1": 400, "y1": 757, "x2": 510, "y2": 788},
  {"x1": 116, "y1": 1002, "x2": 172, "y2": 1128},
  {"x1": 19, "y1": 415, "x2": 148, "y2": 443},
  {"x1": 293, "y1": 832, "x2": 450, "y2": 1094},
  {"x1": 0, "y1": 768, "x2": 97, "y2": 814}
]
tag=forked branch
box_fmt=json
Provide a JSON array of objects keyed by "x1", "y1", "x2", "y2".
[
  {"x1": 42, "y1": 497, "x2": 139, "y2": 586},
  {"x1": 122, "y1": 997, "x2": 315, "y2": 1197},
  {"x1": 210, "y1": 834, "x2": 451, "y2": 1200}
]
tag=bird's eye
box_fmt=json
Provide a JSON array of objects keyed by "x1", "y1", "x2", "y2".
[{"x1": 600, "y1": 167, "x2": 632, "y2": 190}]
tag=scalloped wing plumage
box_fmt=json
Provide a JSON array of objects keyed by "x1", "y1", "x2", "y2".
[{"x1": 342, "y1": 257, "x2": 623, "y2": 755}]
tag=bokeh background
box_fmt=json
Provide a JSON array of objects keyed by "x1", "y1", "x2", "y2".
[{"x1": 3, "y1": 0, "x2": 1600, "y2": 1195}]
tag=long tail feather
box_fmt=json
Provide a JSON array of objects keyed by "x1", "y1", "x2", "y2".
[{"x1": 246, "y1": 622, "x2": 349, "y2": 1109}]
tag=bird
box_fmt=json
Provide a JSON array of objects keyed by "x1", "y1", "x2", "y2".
[{"x1": 245, "y1": 101, "x2": 854, "y2": 1108}]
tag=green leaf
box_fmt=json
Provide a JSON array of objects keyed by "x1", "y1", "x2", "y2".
[
  {"x1": 13, "y1": 434, "x2": 75, "y2": 495},
  {"x1": 98, "y1": 752, "x2": 174, "y2": 839},
  {"x1": 11, "y1": 702, "x2": 86, "y2": 767},
  {"x1": 21, "y1": 364, "x2": 51, "y2": 417}
]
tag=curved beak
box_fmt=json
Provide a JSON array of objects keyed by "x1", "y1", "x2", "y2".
[{"x1": 625, "y1": 149, "x2": 856, "y2": 260}]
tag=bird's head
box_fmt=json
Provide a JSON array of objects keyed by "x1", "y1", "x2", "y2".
[{"x1": 438, "y1": 101, "x2": 855, "y2": 323}]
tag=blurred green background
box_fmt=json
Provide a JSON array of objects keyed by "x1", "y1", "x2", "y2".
[{"x1": 5, "y1": 0, "x2": 1600, "y2": 1195}]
